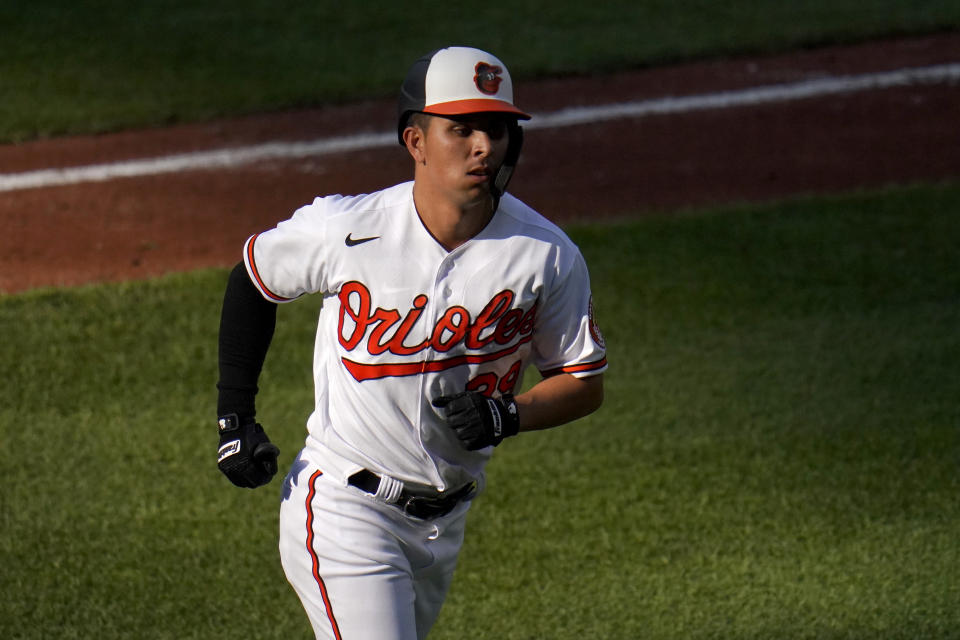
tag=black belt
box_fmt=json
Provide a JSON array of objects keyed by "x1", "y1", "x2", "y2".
[{"x1": 348, "y1": 469, "x2": 476, "y2": 520}]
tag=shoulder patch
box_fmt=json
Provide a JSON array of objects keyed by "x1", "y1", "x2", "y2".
[{"x1": 589, "y1": 295, "x2": 606, "y2": 349}]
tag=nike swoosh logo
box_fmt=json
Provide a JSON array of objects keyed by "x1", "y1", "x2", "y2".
[{"x1": 345, "y1": 233, "x2": 380, "y2": 247}]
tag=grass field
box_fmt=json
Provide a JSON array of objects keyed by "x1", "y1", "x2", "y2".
[
  {"x1": 3, "y1": 2, "x2": 959, "y2": 637},
  {"x1": 2, "y1": 1, "x2": 960, "y2": 142},
  {"x1": 2, "y1": 183, "x2": 958, "y2": 638}
]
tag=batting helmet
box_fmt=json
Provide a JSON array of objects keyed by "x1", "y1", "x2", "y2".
[{"x1": 397, "y1": 46, "x2": 531, "y2": 197}]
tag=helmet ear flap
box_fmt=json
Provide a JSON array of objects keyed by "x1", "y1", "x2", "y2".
[{"x1": 492, "y1": 123, "x2": 523, "y2": 199}]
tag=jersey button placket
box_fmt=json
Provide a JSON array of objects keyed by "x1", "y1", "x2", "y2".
[
  {"x1": 429, "y1": 255, "x2": 458, "y2": 361},
  {"x1": 435, "y1": 256, "x2": 456, "y2": 303},
  {"x1": 419, "y1": 254, "x2": 458, "y2": 491}
]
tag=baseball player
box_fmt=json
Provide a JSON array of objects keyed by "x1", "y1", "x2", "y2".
[{"x1": 215, "y1": 46, "x2": 607, "y2": 639}]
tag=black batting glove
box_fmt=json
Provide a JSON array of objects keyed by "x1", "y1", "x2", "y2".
[
  {"x1": 432, "y1": 391, "x2": 520, "y2": 451},
  {"x1": 217, "y1": 414, "x2": 280, "y2": 488}
]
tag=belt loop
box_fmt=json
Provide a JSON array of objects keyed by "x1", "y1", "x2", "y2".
[{"x1": 374, "y1": 474, "x2": 404, "y2": 504}]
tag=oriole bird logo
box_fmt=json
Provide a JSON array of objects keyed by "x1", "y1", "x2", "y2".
[{"x1": 474, "y1": 62, "x2": 503, "y2": 94}]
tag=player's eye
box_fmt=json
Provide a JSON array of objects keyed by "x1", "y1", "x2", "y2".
[{"x1": 484, "y1": 122, "x2": 507, "y2": 140}]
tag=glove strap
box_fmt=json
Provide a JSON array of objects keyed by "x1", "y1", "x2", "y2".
[
  {"x1": 218, "y1": 413, "x2": 257, "y2": 433},
  {"x1": 498, "y1": 393, "x2": 520, "y2": 439},
  {"x1": 218, "y1": 413, "x2": 241, "y2": 433}
]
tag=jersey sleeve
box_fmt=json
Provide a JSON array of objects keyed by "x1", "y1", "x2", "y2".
[
  {"x1": 531, "y1": 248, "x2": 608, "y2": 378},
  {"x1": 243, "y1": 198, "x2": 334, "y2": 302}
]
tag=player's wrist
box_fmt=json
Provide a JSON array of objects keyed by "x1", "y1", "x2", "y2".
[{"x1": 216, "y1": 384, "x2": 257, "y2": 420}]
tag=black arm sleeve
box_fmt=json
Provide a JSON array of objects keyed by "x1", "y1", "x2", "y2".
[{"x1": 217, "y1": 261, "x2": 278, "y2": 418}]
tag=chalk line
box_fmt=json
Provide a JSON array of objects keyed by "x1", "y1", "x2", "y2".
[{"x1": 1, "y1": 62, "x2": 958, "y2": 193}]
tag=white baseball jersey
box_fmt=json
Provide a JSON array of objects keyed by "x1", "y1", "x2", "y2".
[{"x1": 244, "y1": 180, "x2": 606, "y2": 491}]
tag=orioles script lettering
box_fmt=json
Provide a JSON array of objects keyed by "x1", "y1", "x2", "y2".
[{"x1": 337, "y1": 281, "x2": 537, "y2": 381}]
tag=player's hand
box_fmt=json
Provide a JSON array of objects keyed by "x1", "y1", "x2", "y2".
[
  {"x1": 432, "y1": 391, "x2": 520, "y2": 450},
  {"x1": 216, "y1": 414, "x2": 280, "y2": 488}
]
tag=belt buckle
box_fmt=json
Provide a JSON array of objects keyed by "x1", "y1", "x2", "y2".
[
  {"x1": 400, "y1": 481, "x2": 476, "y2": 520},
  {"x1": 401, "y1": 495, "x2": 424, "y2": 518},
  {"x1": 401, "y1": 494, "x2": 448, "y2": 520}
]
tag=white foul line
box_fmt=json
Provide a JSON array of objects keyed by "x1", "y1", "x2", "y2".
[{"x1": 1, "y1": 62, "x2": 958, "y2": 194}]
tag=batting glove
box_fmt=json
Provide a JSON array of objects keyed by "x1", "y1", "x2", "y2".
[
  {"x1": 217, "y1": 414, "x2": 280, "y2": 488},
  {"x1": 432, "y1": 391, "x2": 520, "y2": 450}
]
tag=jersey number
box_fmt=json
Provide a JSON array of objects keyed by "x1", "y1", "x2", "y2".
[{"x1": 465, "y1": 360, "x2": 523, "y2": 397}]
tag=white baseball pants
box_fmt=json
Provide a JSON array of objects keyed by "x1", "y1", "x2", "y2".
[{"x1": 278, "y1": 454, "x2": 470, "y2": 640}]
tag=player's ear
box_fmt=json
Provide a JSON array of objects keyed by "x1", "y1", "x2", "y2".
[{"x1": 402, "y1": 125, "x2": 426, "y2": 164}]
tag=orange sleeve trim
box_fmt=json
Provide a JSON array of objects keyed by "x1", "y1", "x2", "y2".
[
  {"x1": 540, "y1": 357, "x2": 607, "y2": 378},
  {"x1": 245, "y1": 233, "x2": 293, "y2": 303}
]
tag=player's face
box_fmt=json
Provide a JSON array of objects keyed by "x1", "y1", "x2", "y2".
[{"x1": 417, "y1": 114, "x2": 511, "y2": 206}]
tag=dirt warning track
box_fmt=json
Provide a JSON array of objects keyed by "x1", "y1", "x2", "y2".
[{"x1": 1, "y1": 33, "x2": 959, "y2": 293}]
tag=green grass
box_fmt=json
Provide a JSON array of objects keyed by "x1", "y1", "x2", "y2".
[
  {"x1": 2, "y1": 182, "x2": 959, "y2": 638},
  {"x1": 1, "y1": 1, "x2": 959, "y2": 142}
]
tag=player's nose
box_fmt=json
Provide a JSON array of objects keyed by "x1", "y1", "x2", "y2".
[{"x1": 471, "y1": 130, "x2": 493, "y2": 157}]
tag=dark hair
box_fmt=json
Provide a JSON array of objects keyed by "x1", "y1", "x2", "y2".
[{"x1": 404, "y1": 112, "x2": 433, "y2": 136}]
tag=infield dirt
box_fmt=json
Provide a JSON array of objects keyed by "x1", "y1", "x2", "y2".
[{"x1": 1, "y1": 33, "x2": 958, "y2": 293}]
